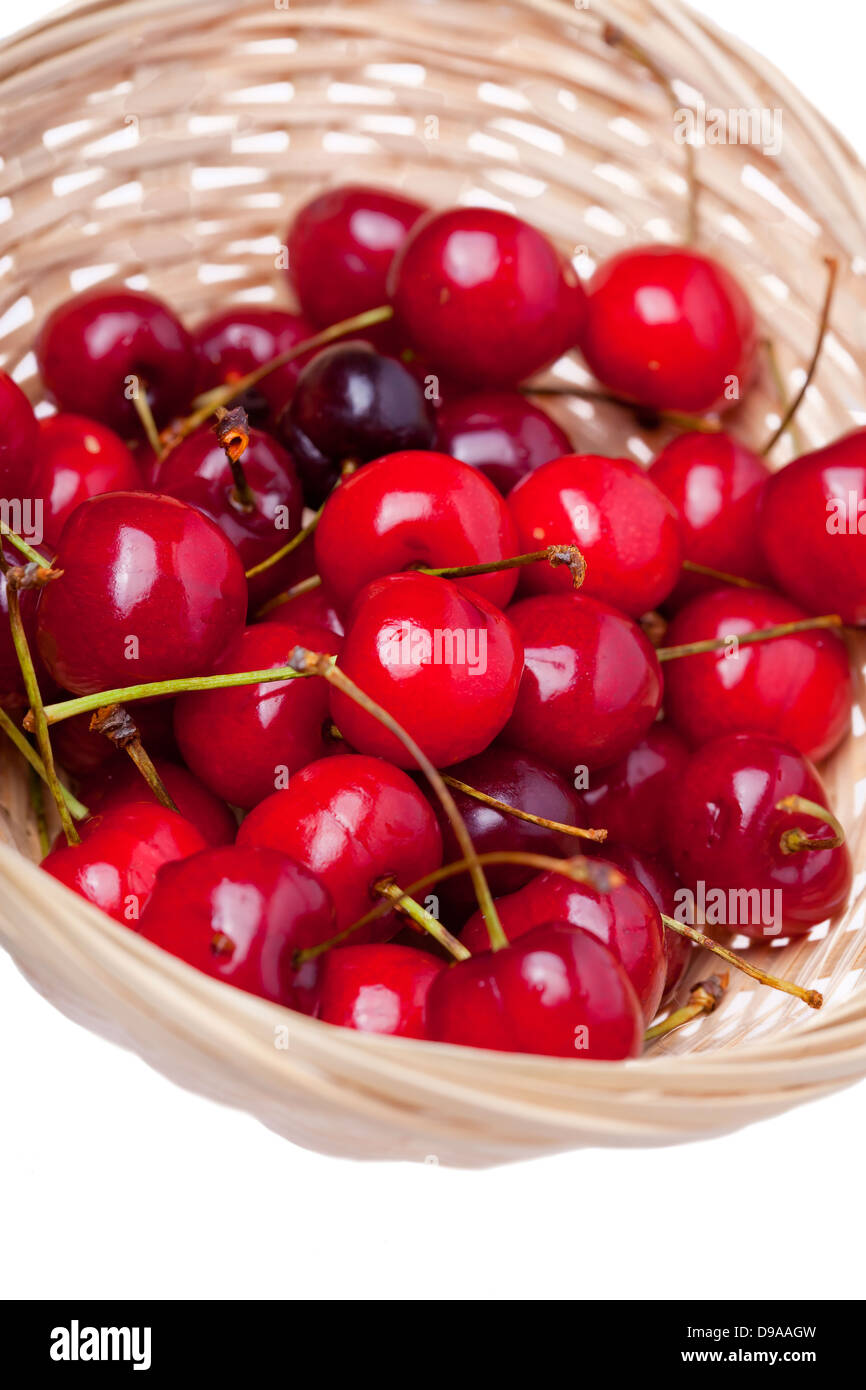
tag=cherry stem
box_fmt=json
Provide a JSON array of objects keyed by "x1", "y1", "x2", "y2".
[
  {"x1": 657, "y1": 613, "x2": 842, "y2": 662},
  {"x1": 27, "y1": 767, "x2": 50, "y2": 857},
  {"x1": 680, "y1": 559, "x2": 759, "y2": 590},
  {"x1": 442, "y1": 774, "x2": 607, "y2": 843},
  {"x1": 660, "y1": 914, "x2": 823, "y2": 1009},
  {"x1": 255, "y1": 573, "x2": 323, "y2": 619},
  {"x1": 131, "y1": 385, "x2": 163, "y2": 460},
  {"x1": 89, "y1": 704, "x2": 179, "y2": 813},
  {"x1": 0, "y1": 706, "x2": 88, "y2": 820},
  {"x1": 0, "y1": 521, "x2": 51, "y2": 569},
  {"x1": 644, "y1": 973, "x2": 729, "y2": 1041},
  {"x1": 761, "y1": 257, "x2": 838, "y2": 456},
  {"x1": 777, "y1": 794, "x2": 845, "y2": 854},
  {"x1": 419, "y1": 544, "x2": 586, "y2": 590},
  {"x1": 762, "y1": 338, "x2": 805, "y2": 455},
  {"x1": 245, "y1": 503, "x2": 324, "y2": 580},
  {"x1": 518, "y1": 382, "x2": 720, "y2": 435},
  {"x1": 374, "y1": 879, "x2": 470, "y2": 960},
  {"x1": 213, "y1": 405, "x2": 255, "y2": 513}
]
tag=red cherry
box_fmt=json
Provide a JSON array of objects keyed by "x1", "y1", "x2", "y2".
[
  {"x1": 52, "y1": 701, "x2": 178, "y2": 779},
  {"x1": 35, "y1": 493, "x2": 248, "y2": 696},
  {"x1": 434, "y1": 391, "x2": 573, "y2": 495},
  {"x1": 80, "y1": 755, "x2": 237, "y2": 846},
  {"x1": 299, "y1": 942, "x2": 444, "y2": 1037},
  {"x1": 330, "y1": 573, "x2": 523, "y2": 769},
  {"x1": 761, "y1": 428, "x2": 866, "y2": 625},
  {"x1": 31, "y1": 413, "x2": 143, "y2": 548},
  {"x1": 287, "y1": 184, "x2": 427, "y2": 327},
  {"x1": 461, "y1": 862, "x2": 666, "y2": 1022},
  {"x1": 587, "y1": 844, "x2": 690, "y2": 1001},
  {"x1": 315, "y1": 450, "x2": 520, "y2": 611},
  {"x1": 581, "y1": 724, "x2": 689, "y2": 855},
  {"x1": 581, "y1": 245, "x2": 757, "y2": 413},
  {"x1": 648, "y1": 431, "x2": 772, "y2": 602},
  {"x1": 426, "y1": 922, "x2": 643, "y2": 1059},
  {"x1": 173, "y1": 620, "x2": 338, "y2": 810},
  {"x1": 238, "y1": 753, "x2": 442, "y2": 934},
  {"x1": 502, "y1": 593, "x2": 663, "y2": 774},
  {"x1": 36, "y1": 288, "x2": 197, "y2": 434},
  {"x1": 42, "y1": 801, "x2": 206, "y2": 923},
  {"x1": 662, "y1": 587, "x2": 851, "y2": 761},
  {"x1": 263, "y1": 583, "x2": 345, "y2": 640},
  {"x1": 388, "y1": 207, "x2": 586, "y2": 387},
  {"x1": 508, "y1": 453, "x2": 683, "y2": 614},
  {"x1": 0, "y1": 370, "x2": 38, "y2": 494},
  {"x1": 138, "y1": 846, "x2": 336, "y2": 1003},
  {"x1": 666, "y1": 734, "x2": 852, "y2": 936},
  {"x1": 191, "y1": 306, "x2": 315, "y2": 426}
]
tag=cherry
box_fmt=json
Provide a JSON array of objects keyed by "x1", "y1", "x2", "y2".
[
  {"x1": 648, "y1": 431, "x2": 772, "y2": 602},
  {"x1": 508, "y1": 453, "x2": 683, "y2": 614},
  {"x1": 434, "y1": 391, "x2": 573, "y2": 495},
  {"x1": 0, "y1": 369, "x2": 38, "y2": 494},
  {"x1": 36, "y1": 288, "x2": 197, "y2": 434},
  {"x1": 425, "y1": 922, "x2": 643, "y2": 1059},
  {"x1": 263, "y1": 583, "x2": 345, "y2": 640},
  {"x1": 173, "y1": 619, "x2": 338, "y2": 809},
  {"x1": 0, "y1": 543, "x2": 55, "y2": 709},
  {"x1": 42, "y1": 801, "x2": 206, "y2": 923},
  {"x1": 191, "y1": 306, "x2": 315, "y2": 426},
  {"x1": 298, "y1": 942, "x2": 444, "y2": 1038},
  {"x1": 138, "y1": 846, "x2": 336, "y2": 1003},
  {"x1": 761, "y1": 428, "x2": 866, "y2": 625},
  {"x1": 237, "y1": 753, "x2": 442, "y2": 934},
  {"x1": 588, "y1": 845, "x2": 690, "y2": 1001},
  {"x1": 580, "y1": 245, "x2": 757, "y2": 414},
  {"x1": 502, "y1": 593, "x2": 663, "y2": 774},
  {"x1": 315, "y1": 450, "x2": 520, "y2": 611},
  {"x1": 662, "y1": 587, "x2": 851, "y2": 762},
  {"x1": 581, "y1": 724, "x2": 689, "y2": 855},
  {"x1": 388, "y1": 206, "x2": 586, "y2": 387},
  {"x1": 81, "y1": 754, "x2": 237, "y2": 846},
  {"x1": 52, "y1": 700, "x2": 178, "y2": 778},
  {"x1": 31, "y1": 414, "x2": 143, "y2": 548},
  {"x1": 36, "y1": 492, "x2": 248, "y2": 696},
  {"x1": 287, "y1": 184, "x2": 427, "y2": 327},
  {"x1": 460, "y1": 861, "x2": 666, "y2": 1022},
  {"x1": 277, "y1": 341, "x2": 435, "y2": 504},
  {"x1": 666, "y1": 733, "x2": 852, "y2": 936},
  {"x1": 329, "y1": 573, "x2": 523, "y2": 769}
]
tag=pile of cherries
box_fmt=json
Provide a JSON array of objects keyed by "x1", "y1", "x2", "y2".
[{"x1": 1, "y1": 181, "x2": 861, "y2": 1063}]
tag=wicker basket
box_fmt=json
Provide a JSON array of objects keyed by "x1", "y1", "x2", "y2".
[{"x1": 0, "y1": 0, "x2": 865, "y2": 1167}]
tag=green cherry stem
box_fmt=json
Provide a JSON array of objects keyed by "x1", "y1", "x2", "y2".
[
  {"x1": 0, "y1": 707, "x2": 88, "y2": 820},
  {"x1": 131, "y1": 385, "x2": 164, "y2": 460},
  {"x1": 375, "y1": 878, "x2": 469, "y2": 961},
  {"x1": 680, "y1": 559, "x2": 759, "y2": 589},
  {"x1": 28, "y1": 765, "x2": 51, "y2": 858},
  {"x1": 0, "y1": 521, "x2": 51, "y2": 568},
  {"x1": 255, "y1": 573, "x2": 323, "y2": 619},
  {"x1": 644, "y1": 974, "x2": 728, "y2": 1042},
  {"x1": 777, "y1": 794, "x2": 845, "y2": 854},
  {"x1": 245, "y1": 503, "x2": 325, "y2": 581},
  {"x1": 517, "y1": 382, "x2": 721, "y2": 435},
  {"x1": 661, "y1": 914, "x2": 822, "y2": 1009},
  {"x1": 418, "y1": 543, "x2": 586, "y2": 590},
  {"x1": 442, "y1": 775, "x2": 607, "y2": 843},
  {"x1": 657, "y1": 614, "x2": 842, "y2": 662}
]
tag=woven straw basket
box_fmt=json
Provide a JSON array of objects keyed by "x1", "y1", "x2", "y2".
[{"x1": 1, "y1": 0, "x2": 865, "y2": 1167}]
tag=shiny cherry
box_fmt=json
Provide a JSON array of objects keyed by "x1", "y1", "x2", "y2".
[
  {"x1": 36, "y1": 288, "x2": 197, "y2": 434},
  {"x1": 138, "y1": 846, "x2": 336, "y2": 1002},
  {"x1": 299, "y1": 942, "x2": 444, "y2": 1038},
  {"x1": 581, "y1": 245, "x2": 757, "y2": 414},
  {"x1": 388, "y1": 206, "x2": 586, "y2": 387},
  {"x1": 508, "y1": 453, "x2": 682, "y2": 614},
  {"x1": 502, "y1": 593, "x2": 663, "y2": 774},
  {"x1": 36, "y1": 492, "x2": 248, "y2": 696},
  {"x1": 238, "y1": 753, "x2": 442, "y2": 934},
  {"x1": 80, "y1": 754, "x2": 237, "y2": 846},
  {"x1": 174, "y1": 619, "x2": 337, "y2": 809},
  {"x1": 0, "y1": 370, "x2": 38, "y2": 494},
  {"x1": 663, "y1": 586, "x2": 851, "y2": 762},
  {"x1": 761, "y1": 428, "x2": 866, "y2": 625},
  {"x1": 426, "y1": 922, "x2": 643, "y2": 1059},
  {"x1": 666, "y1": 733, "x2": 852, "y2": 936},
  {"x1": 331, "y1": 573, "x2": 523, "y2": 769},
  {"x1": 586, "y1": 844, "x2": 690, "y2": 1001},
  {"x1": 581, "y1": 724, "x2": 689, "y2": 855},
  {"x1": 263, "y1": 583, "x2": 345, "y2": 640},
  {"x1": 31, "y1": 413, "x2": 143, "y2": 548},
  {"x1": 315, "y1": 450, "x2": 519, "y2": 611},
  {"x1": 434, "y1": 391, "x2": 573, "y2": 495},
  {"x1": 192, "y1": 306, "x2": 315, "y2": 426}
]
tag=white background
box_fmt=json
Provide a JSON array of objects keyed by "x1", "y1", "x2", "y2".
[{"x1": 1, "y1": 0, "x2": 864, "y2": 1302}]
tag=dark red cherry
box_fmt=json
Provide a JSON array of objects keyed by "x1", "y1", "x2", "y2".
[
  {"x1": 31, "y1": 414, "x2": 143, "y2": 548},
  {"x1": 0, "y1": 370, "x2": 38, "y2": 494},
  {"x1": 508, "y1": 453, "x2": 683, "y2": 614},
  {"x1": 42, "y1": 801, "x2": 206, "y2": 923},
  {"x1": 588, "y1": 844, "x2": 690, "y2": 1001},
  {"x1": 36, "y1": 492, "x2": 248, "y2": 696},
  {"x1": 299, "y1": 942, "x2": 444, "y2": 1038},
  {"x1": 461, "y1": 862, "x2": 666, "y2": 1022},
  {"x1": 330, "y1": 573, "x2": 523, "y2": 769},
  {"x1": 36, "y1": 288, "x2": 197, "y2": 435},
  {"x1": 648, "y1": 431, "x2": 772, "y2": 603},
  {"x1": 666, "y1": 733, "x2": 852, "y2": 936},
  {"x1": 263, "y1": 583, "x2": 345, "y2": 640},
  {"x1": 191, "y1": 306, "x2": 315, "y2": 426},
  {"x1": 663, "y1": 587, "x2": 851, "y2": 762},
  {"x1": 761, "y1": 428, "x2": 866, "y2": 625},
  {"x1": 434, "y1": 391, "x2": 573, "y2": 495},
  {"x1": 287, "y1": 183, "x2": 427, "y2": 327},
  {"x1": 388, "y1": 206, "x2": 586, "y2": 387},
  {"x1": 581, "y1": 245, "x2": 757, "y2": 414},
  {"x1": 502, "y1": 593, "x2": 663, "y2": 775},
  {"x1": 138, "y1": 846, "x2": 336, "y2": 1003},
  {"x1": 315, "y1": 450, "x2": 519, "y2": 611},
  {"x1": 581, "y1": 724, "x2": 689, "y2": 855},
  {"x1": 52, "y1": 700, "x2": 178, "y2": 779},
  {"x1": 424, "y1": 747, "x2": 588, "y2": 922},
  {"x1": 426, "y1": 922, "x2": 643, "y2": 1059},
  {"x1": 173, "y1": 619, "x2": 338, "y2": 810},
  {"x1": 237, "y1": 753, "x2": 442, "y2": 935},
  {"x1": 277, "y1": 341, "x2": 435, "y2": 504},
  {"x1": 80, "y1": 755, "x2": 237, "y2": 846}
]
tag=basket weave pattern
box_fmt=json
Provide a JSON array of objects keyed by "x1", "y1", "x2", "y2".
[{"x1": 0, "y1": 0, "x2": 865, "y2": 1164}]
